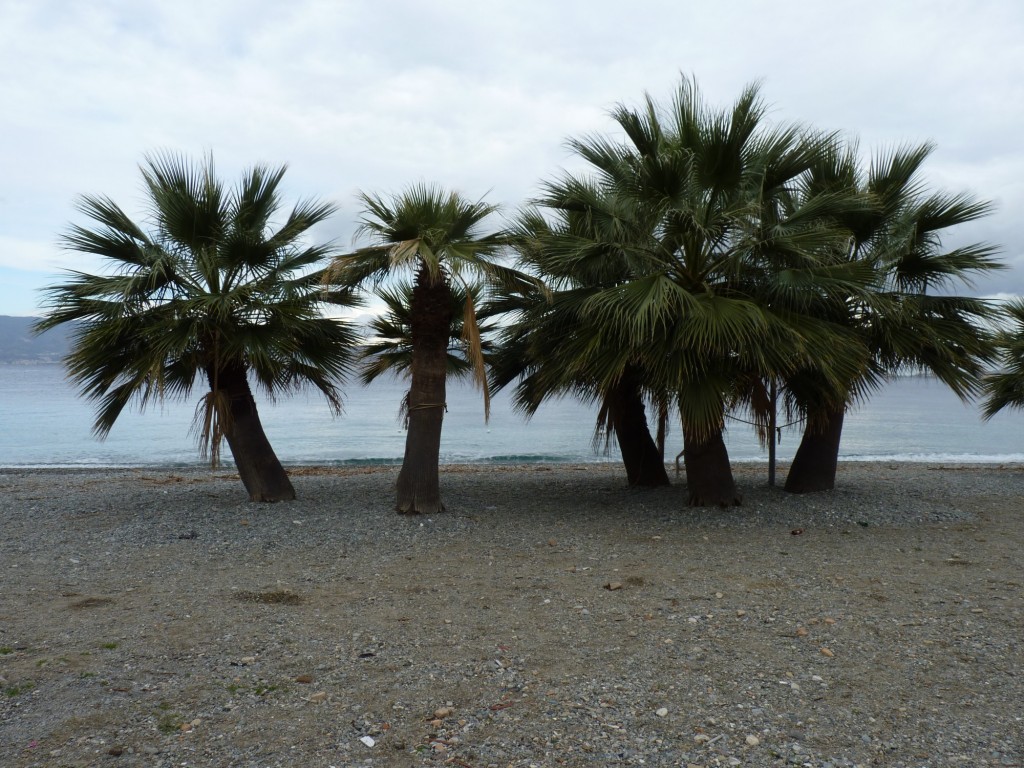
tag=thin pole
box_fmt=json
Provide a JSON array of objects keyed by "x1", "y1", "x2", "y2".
[{"x1": 768, "y1": 378, "x2": 777, "y2": 487}]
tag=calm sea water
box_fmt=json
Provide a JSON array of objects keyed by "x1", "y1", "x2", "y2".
[{"x1": 1, "y1": 363, "x2": 1022, "y2": 468}]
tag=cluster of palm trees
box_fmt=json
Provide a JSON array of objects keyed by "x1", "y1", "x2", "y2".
[{"x1": 38, "y1": 77, "x2": 1015, "y2": 510}]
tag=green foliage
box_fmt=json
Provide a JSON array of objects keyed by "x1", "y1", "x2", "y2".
[
  {"x1": 36, "y1": 153, "x2": 360, "y2": 462},
  {"x1": 360, "y1": 280, "x2": 497, "y2": 385},
  {"x1": 4, "y1": 681, "x2": 34, "y2": 697},
  {"x1": 498, "y1": 76, "x2": 870, "y2": 443},
  {"x1": 781, "y1": 137, "x2": 1001, "y2": 429},
  {"x1": 157, "y1": 712, "x2": 183, "y2": 733},
  {"x1": 330, "y1": 183, "x2": 527, "y2": 421},
  {"x1": 982, "y1": 299, "x2": 1024, "y2": 418},
  {"x1": 497, "y1": 76, "x2": 1000, "y2": 457}
]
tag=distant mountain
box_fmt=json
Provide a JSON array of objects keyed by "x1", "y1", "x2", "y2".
[
  {"x1": 0, "y1": 316, "x2": 73, "y2": 363},
  {"x1": 0, "y1": 314, "x2": 381, "y2": 364}
]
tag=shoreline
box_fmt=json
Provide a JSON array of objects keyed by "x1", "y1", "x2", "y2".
[{"x1": 3, "y1": 457, "x2": 1023, "y2": 472}]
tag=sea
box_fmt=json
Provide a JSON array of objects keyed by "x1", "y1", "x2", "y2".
[{"x1": 1, "y1": 363, "x2": 1023, "y2": 469}]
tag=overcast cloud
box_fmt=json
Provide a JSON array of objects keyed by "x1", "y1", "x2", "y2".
[{"x1": 2, "y1": 0, "x2": 1022, "y2": 316}]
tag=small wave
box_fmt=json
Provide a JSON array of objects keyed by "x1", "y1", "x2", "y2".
[
  {"x1": 0, "y1": 460, "x2": 204, "y2": 470},
  {"x1": 286, "y1": 454, "x2": 617, "y2": 466},
  {"x1": 838, "y1": 452, "x2": 1024, "y2": 464},
  {"x1": 467, "y1": 454, "x2": 617, "y2": 464},
  {"x1": 284, "y1": 457, "x2": 403, "y2": 467}
]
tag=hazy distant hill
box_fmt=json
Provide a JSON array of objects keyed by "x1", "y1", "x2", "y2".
[
  {"x1": 0, "y1": 314, "x2": 383, "y2": 365},
  {"x1": 0, "y1": 315, "x2": 375, "y2": 364},
  {"x1": 0, "y1": 316, "x2": 73, "y2": 363}
]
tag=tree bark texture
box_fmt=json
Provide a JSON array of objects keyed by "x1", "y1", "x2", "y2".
[
  {"x1": 208, "y1": 363, "x2": 296, "y2": 502},
  {"x1": 784, "y1": 406, "x2": 845, "y2": 494},
  {"x1": 396, "y1": 271, "x2": 454, "y2": 514},
  {"x1": 682, "y1": 426, "x2": 741, "y2": 506},
  {"x1": 608, "y1": 371, "x2": 670, "y2": 487}
]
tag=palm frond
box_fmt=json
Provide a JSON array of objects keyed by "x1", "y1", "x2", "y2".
[{"x1": 37, "y1": 153, "x2": 358, "y2": 451}]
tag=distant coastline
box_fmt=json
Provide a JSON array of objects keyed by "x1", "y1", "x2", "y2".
[{"x1": 0, "y1": 315, "x2": 72, "y2": 363}]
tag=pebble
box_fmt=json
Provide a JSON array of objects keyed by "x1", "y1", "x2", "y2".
[
  {"x1": 359, "y1": 735, "x2": 375, "y2": 748},
  {"x1": 3, "y1": 464, "x2": 1018, "y2": 768}
]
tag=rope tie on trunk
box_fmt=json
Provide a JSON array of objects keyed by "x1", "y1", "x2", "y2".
[
  {"x1": 408, "y1": 402, "x2": 448, "y2": 412},
  {"x1": 724, "y1": 413, "x2": 806, "y2": 443}
]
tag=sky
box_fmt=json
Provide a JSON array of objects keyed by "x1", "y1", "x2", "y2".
[{"x1": 2, "y1": 0, "x2": 1023, "y2": 318}]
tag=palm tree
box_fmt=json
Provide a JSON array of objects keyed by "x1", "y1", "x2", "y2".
[
  {"x1": 781, "y1": 141, "x2": 1002, "y2": 493},
  {"x1": 501, "y1": 77, "x2": 865, "y2": 505},
  {"x1": 982, "y1": 299, "x2": 1024, "y2": 419},
  {"x1": 492, "y1": 205, "x2": 672, "y2": 487},
  {"x1": 329, "y1": 184, "x2": 520, "y2": 514},
  {"x1": 35, "y1": 153, "x2": 359, "y2": 502},
  {"x1": 359, "y1": 280, "x2": 497, "y2": 420}
]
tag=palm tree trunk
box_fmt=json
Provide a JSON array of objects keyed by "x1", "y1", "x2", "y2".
[
  {"x1": 784, "y1": 406, "x2": 845, "y2": 493},
  {"x1": 396, "y1": 270, "x2": 454, "y2": 514},
  {"x1": 682, "y1": 426, "x2": 741, "y2": 506},
  {"x1": 208, "y1": 364, "x2": 295, "y2": 502},
  {"x1": 608, "y1": 371, "x2": 669, "y2": 486}
]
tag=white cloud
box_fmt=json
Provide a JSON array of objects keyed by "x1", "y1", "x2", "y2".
[{"x1": 2, "y1": 0, "x2": 1023, "y2": 312}]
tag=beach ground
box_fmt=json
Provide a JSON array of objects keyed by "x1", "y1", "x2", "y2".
[{"x1": 1, "y1": 463, "x2": 1022, "y2": 767}]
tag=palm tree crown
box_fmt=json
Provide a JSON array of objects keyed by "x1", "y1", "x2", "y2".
[
  {"x1": 982, "y1": 299, "x2": 1024, "y2": 418},
  {"x1": 498, "y1": 77, "x2": 868, "y2": 502},
  {"x1": 360, "y1": 280, "x2": 497, "y2": 387},
  {"x1": 37, "y1": 153, "x2": 359, "y2": 500},
  {"x1": 780, "y1": 139, "x2": 1002, "y2": 492},
  {"x1": 331, "y1": 184, "x2": 511, "y2": 409},
  {"x1": 329, "y1": 183, "x2": 525, "y2": 513}
]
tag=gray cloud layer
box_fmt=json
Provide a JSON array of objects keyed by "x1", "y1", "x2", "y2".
[{"x1": 2, "y1": 0, "x2": 1022, "y2": 313}]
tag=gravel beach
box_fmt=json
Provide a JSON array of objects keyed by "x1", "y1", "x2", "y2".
[{"x1": 1, "y1": 462, "x2": 1022, "y2": 767}]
